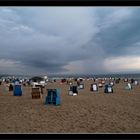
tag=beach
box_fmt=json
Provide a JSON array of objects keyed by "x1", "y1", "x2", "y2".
[{"x1": 0, "y1": 79, "x2": 140, "y2": 133}]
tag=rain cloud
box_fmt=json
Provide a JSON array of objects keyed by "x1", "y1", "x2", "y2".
[{"x1": 0, "y1": 7, "x2": 140, "y2": 75}]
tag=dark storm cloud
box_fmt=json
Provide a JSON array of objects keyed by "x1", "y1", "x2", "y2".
[
  {"x1": 92, "y1": 8, "x2": 140, "y2": 57},
  {"x1": 20, "y1": 51, "x2": 68, "y2": 72},
  {"x1": 0, "y1": 7, "x2": 140, "y2": 75}
]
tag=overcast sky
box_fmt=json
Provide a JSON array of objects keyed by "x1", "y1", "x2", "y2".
[{"x1": 0, "y1": 7, "x2": 140, "y2": 75}]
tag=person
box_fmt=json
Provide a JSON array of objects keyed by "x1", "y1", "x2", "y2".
[
  {"x1": 9, "y1": 84, "x2": 13, "y2": 91},
  {"x1": 77, "y1": 81, "x2": 80, "y2": 86},
  {"x1": 0, "y1": 81, "x2": 1, "y2": 85},
  {"x1": 40, "y1": 86, "x2": 44, "y2": 94}
]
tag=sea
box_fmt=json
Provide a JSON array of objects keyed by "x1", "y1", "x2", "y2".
[
  {"x1": 1, "y1": 73, "x2": 140, "y2": 79},
  {"x1": 49, "y1": 73, "x2": 140, "y2": 79}
]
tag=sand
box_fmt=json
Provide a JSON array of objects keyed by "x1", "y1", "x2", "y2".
[{"x1": 0, "y1": 80, "x2": 140, "y2": 133}]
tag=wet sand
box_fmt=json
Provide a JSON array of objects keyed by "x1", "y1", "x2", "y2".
[{"x1": 0, "y1": 80, "x2": 140, "y2": 133}]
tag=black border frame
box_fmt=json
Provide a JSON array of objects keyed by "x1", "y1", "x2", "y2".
[
  {"x1": 0, "y1": 133, "x2": 140, "y2": 139},
  {"x1": 0, "y1": 0, "x2": 140, "y2": 6},
  {"x1": 0, "y1": 0, "x2": 140, "y2": 139}
]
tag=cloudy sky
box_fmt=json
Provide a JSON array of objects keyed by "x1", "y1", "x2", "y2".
[{"x1": 0, "y1": 7, "x2": 140, "y2": 75}]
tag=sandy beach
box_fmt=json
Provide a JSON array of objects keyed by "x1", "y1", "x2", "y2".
[{"x1": 0, "y1": 79, "x2": 140, "y2": 133}]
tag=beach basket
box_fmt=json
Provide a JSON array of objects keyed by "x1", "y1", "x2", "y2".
[
  {"x1": 31, "y1": 87, "x2": 41, "y2": 99},
  {"x1": 35, "y1": 85, "x2": 44, "y2": 94},
  {"x1": 68, "y1": 86, "x2": 78, "y2": 96},
  {"x1": 72, "y1": 86, "x2": 78, "y2": 94},
  {"x1": 13, "y1": 85, "x2": 22, "y2": 96},
  {"x1": 125, "y1": 83, "x2": 132, "y2": 90},
  {"x1": 45, "y1": 89, "x2": 60, "y2": 106},
  {"x1": 104, "y1": 85, "x2": 113, "y2": 93},
  {"x1": 128, "y1": 83, "x2": 132, "y2": 89},
  {"x1": 90, "y1": 84, "x2": 98, "y2": 92}
]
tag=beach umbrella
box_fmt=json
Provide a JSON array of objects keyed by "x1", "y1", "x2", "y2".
[{"x1": 30, "y1": 76, "x2": 44, "y2": 82}]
